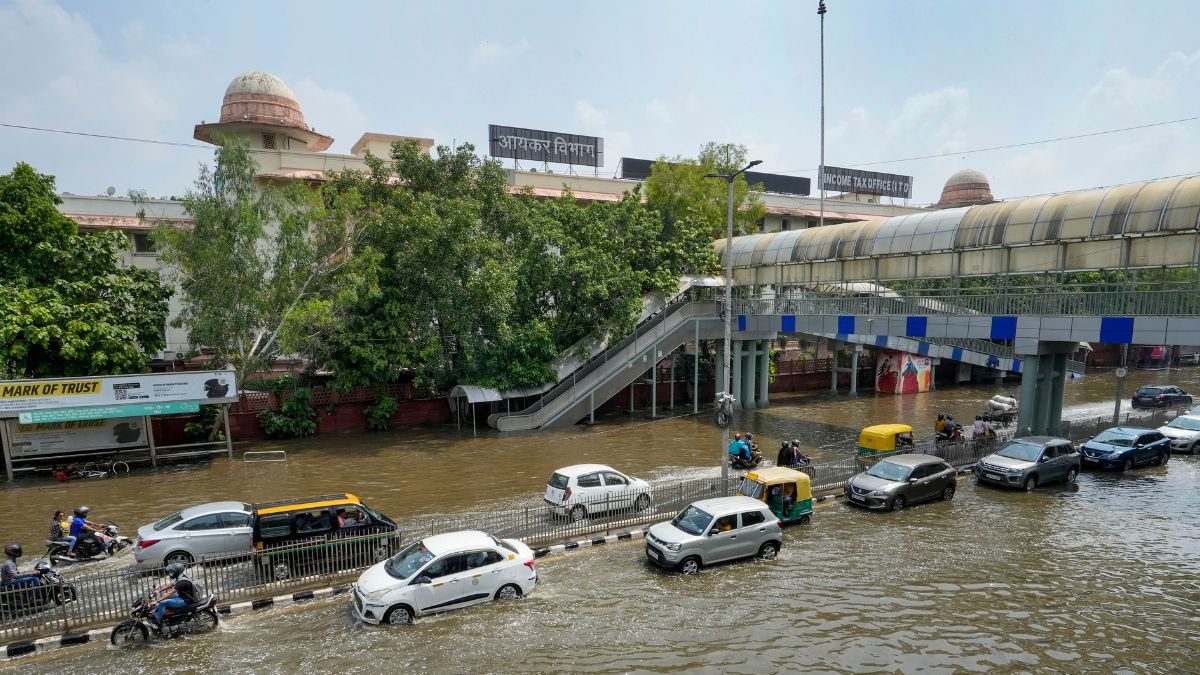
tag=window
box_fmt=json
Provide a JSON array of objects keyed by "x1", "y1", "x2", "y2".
[
  {"x1": 712, "y1": 515, "x2": 737, "y2": 533},
  {"x1": 132, "y1": 233, "x2": 156, "y2": 253},
  {"x1": 177, "y1": 514, "x2": 223, "y2": 531},
  {"x1": 781, "y1": 218, "x2": 791, "y2": 231},
  {"x1": 258, "y1": 515, "x2": 292, "y2": 539},
  {"x1": 576, "y1": 473, "x2": 602, "y2": 488},
  {"x1": 262, "y1": 133, "x2": 276, "y2": 149},
  {"x1": 741, "y1": 511, "x2": 766, "y2": 528},
  {"x1": 294, "y1": 509, "x2": 332, "y2": 535},
  {"x1": 549, "y1": 473, "x2": 569, "y2": 489},
  {"x1": 422, "y1": 553, "x2": 469, "y2": 579},
  {"x1": 464, "y1": 550, "x2": 505, "y2": 570},
  {"x1": 220, "y1": 512, "x2": 251, "y2": 528},
  {"x1": 602, "y1": 472, "x2": 628, "y2": 487},
  {"x1": 737, "y1": 479, "x2": 765, "y2": 500},
  {"x1": 153, "y1": 512, "x2": 184, "y2": 532},
  {"x1": 335, "y1": 506, "x2": 368, "y2": 528}
]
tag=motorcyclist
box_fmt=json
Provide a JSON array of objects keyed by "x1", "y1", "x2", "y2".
[
  {"x1": 148, "y1": 563, "x2": 197, "y2": 631},
  {"x1": 743, "y1": 433, "x2": 758, "y2": 461},
  {"x1": 49, "y1": 510, "x2": 78, "y2": 557},
  {"x1": 943, "y1": 415, "x2": 962, "y2": 441},
  {"x1": 1, "y1": 544, "x2": 42, "y2": 590},
  {"x1": 727, "y1": 433, "x2": 748, "y2": 461},
  {"x1": 934, "y1": 413, "x2": 947, "y2": 435},
  {"x1": 776, "y1": 440, "x2": 794, "y2": 467},
  {"x1": 69, "y1": 506, "x2": 104, "y2": 552}
]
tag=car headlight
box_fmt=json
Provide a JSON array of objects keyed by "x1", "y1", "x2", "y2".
[
  {"x1": 663, "y1": 542, "x2": 682, "y2": 552},
  {"x1": 869, "y1": 490, "x2": 889, "y2": 497},
  {"x1": 362, "y1": 587, "x2": 390, "y2": 604},
  {"x1": 1108, "y1": 449, "x2": 1125, "y2": 456}
]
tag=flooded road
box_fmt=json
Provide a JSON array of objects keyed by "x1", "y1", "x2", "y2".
[
  {"x1": 1, "y1": 367, "x2": 1197, "y2": 553},
  {"x1": 12, "y1": 455, "x2": 1200, "y2": 674}
]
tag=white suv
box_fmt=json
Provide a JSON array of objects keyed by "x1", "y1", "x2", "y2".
[{"x1": 543, "y1": 464, "x2": 651, "y2": 522}]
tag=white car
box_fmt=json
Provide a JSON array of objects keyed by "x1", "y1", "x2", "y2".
[
  {"x1": 543, "y1": 464, "x2": 652, "y2": 522},
  {"x1": 134, "y1": 501, "x2": 253, "y2": 570},
  {"x1": 1158, "y1": 415, "x2": 1200, "y2": 454},
  {"x1": 352, "y1": 531, "x2": 536, "y2": 625}
]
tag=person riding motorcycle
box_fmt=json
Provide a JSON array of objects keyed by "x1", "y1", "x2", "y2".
[
  {"x1": 972, "y1": 415, "x2": 995, "y2": 438},
  {"x1": 69, "y1": 506, "x2": 105, "y2": 554},
  {"x1": 941, "y1": 415, "x2": 962, "y2": 441},
  {"x1": 147, "y1": 563, "x2": 198, "y2": 631},
  {"x1": 727, "y1": 433, "x2": 749, "y2": 461},
  {"x1": 776, "y1": 440, "x2": 795, "y2": 467},
  {"x1": 49, "y1": 510, "x2": 78, "y2": 557},
  {"x1": 1, "y1": 544, "x2": 42, "y2": 590},
  {"x1": 743, "y1": 433, "x2": 759, "y2": 461},
  {"x1": 934, "y1": 413, "x2": 947, "y2": 435}
]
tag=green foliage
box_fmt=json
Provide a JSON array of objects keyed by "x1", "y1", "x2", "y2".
[
  {"x1": 257, "y1": 387, "x2": 317, "y2": 439},
  {"x1": 364, "y1": 394, "x2": 397, "y2": 432},
  {"x1": 184, "y1": 405, "x2": 225, "y2": 442},
  {"x1": 644, "y1": 142, "x2": 766, "y2": 240},
  {"x1": 0, "y1": 163, "x2": 171, "y2": 378}
]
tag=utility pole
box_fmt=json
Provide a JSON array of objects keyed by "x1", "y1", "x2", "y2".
[
  {"x1": 707, "y1": 160, "x2": 762, "y2": 482},
  {"x1": 818, "y1": 0, "x2": 827, "y2": 229}
]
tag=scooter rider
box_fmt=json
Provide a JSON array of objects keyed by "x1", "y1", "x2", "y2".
[
  {"x1": 148, "y1": 563, "x2": 197, "y2": 631},
  {"x1": 727, "y1": 433, "x2": 748, "y2": 461},
  {"x1": 1, "y1": 544, "x2": 42, "y2": 590},
  {"x1": 70, "y1": 506, "x2": 103, "y2": 549},
  {"x1": 776, "y1": 440, "x2": 794, "y2": 467}
]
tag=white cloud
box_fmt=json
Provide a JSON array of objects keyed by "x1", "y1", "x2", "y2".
[
  {"x1": 469, "y1": 38, "x2": 529, "y2": 69},
  {"x1": 574, "y1": 100, "x2": 607, "y2": 129},
  {"x1": 291, "y1": 79, "x2": 370, "y2": 152},
  {"x1": 645, "y1": 99, "x2": 671, "y2": 125}
]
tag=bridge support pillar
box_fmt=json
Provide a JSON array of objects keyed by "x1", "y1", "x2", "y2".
[
  {"x1": 732, "y1": 341, "x2": 744, "y2": 409},
  {"x1": 830, "y1": 340, "x2": 839, "y2": 394},
  {"x1": 741, "y1": 340, "x2": 757, "y2": 410},
  {"x1": 848, "y1": 345, "x2": 860, "y2": 398},
  {"x1": 1016, "y1": 342, "x2": 1074, "y2": 436},
  {"x1": 757, "y1": 339, "x2": 771, "y2": 408}
]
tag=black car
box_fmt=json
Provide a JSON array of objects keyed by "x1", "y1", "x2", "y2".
[{"x1": 1131, "y1": 385, "x2": 1192, "y2": 409}]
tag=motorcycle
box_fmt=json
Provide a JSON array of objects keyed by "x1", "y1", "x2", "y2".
[
  {"x1": 729, "y1": 445, "x2": 764, "y2": 470},
  {"x1": 110, "y1": 590, "x2": 219, "y2": 645},
  {"x1": 0, "y1": 562, "x2": 77, "y2": 618},
  {"x1": 935, "y1": 429, "x2": 964, "y2": 444},
  {"x1": 46, "y1": 523, "x2": 132, "y2": 563}
]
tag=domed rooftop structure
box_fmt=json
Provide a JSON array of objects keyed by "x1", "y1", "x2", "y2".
[
  {"x1": 194, "y1": 70, "x2": 333, "y2": 152},
  {"x1": 935, "y1": 168, "x2": 994, "y2": 208}
]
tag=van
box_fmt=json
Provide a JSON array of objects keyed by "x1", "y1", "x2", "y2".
[{"x1": 252, "y1": 493, "x2": 400, "y2": 581}]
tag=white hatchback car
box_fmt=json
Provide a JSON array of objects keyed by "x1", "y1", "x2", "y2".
[
  {"x1": 544, "y1": 464, "x2": 652, "y2": 522},
  {"x1": 352, "y1": 531, "x2": 536, "y2": 625},
  {"x1": 1158, "y1": 414, "x2": 1200, "y2": 454},
  {"x1": 134, "y1": 501, "x2": 253, "y2": 570}
]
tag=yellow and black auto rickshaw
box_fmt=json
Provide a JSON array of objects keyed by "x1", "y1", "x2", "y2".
[
  {"x1": 856, "y1": 424, "x2": 916, "y2": 469},
  {"x1": 736, "y1": 467, "x2": 813, "y2": 525}
]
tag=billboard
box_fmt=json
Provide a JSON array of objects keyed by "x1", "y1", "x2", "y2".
[
  {"x1": 488, "y1": 124, "x2": 604, "y2": 167},
  {"x1": 876, "y1": 351, "x2": 932, "y2": 394},
  {"x1": 0, "y1": 370, "x2": 237, "y2": 416},
  {"x1": 619, "y1": 158, "x2": 811, "y2": 196},
  {"x1": 5, "y1": 417, "x2": 147, "y2": 458},
  {"x1": 820, "y1": 165, "x2": 913, "y2": 199}
]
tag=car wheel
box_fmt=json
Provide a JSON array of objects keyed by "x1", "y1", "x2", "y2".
[
  {"x1": 1122, "y1": 458, "x2": 1133, "y2": 472},
  {"x1": 941, "y1": 485, "x2": 956, "y2": 501},
  {"x1": 1065, "y1": 467, "x2": 1079, "y2": 484},
  {"x1": 1156, "y1": 450, "x2": 1167, "y2": 466},
  {"x1": 634, "y1": 494, "x2": 651, "y2": 512},
  {"x1": 569, "y1": 505, "x2": 587, "y2": 522},
  {"x1": 164, "y1": 551, "x2": 194, "y2": 566},
  {"x1": 1023, "y1": 475, "x2": 1038, "y2": 491},
  {"x1": 1192, "y1": 441, "x2": 1200, "y2": 455},
  {"x1": 383, "y1": 604, "x2": 414, "y2": 625},
  {"x1": 495, "y1": 584, "x2": 522, "y2": 601},
  {"x1": 890, "y1": 496, "x2": 906, "y2": 512},
  {"x1": 678, "y1": 556, "x2": 701, "y2": 575},
  {"x1": 757, "y1": 542, "x2": 779, "y2": 560},
  {"x1": 798, "y1": 514, "x2": 811, "y2": 526}
]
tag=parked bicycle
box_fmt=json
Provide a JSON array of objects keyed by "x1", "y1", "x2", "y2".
[
  {"x1": 714, "y1": 391, "x2": 735, "y2": 428},
  {"x1": 52, "y1": 458, "x2": 130, "y2": 481}
]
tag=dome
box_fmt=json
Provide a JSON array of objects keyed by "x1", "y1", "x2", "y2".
[
  {"x1": 218, "y1": 70, "x2": 308, "y2": 131},
  {"x1": 937, "y1": 168, "x2": 994, "y2": 207}
]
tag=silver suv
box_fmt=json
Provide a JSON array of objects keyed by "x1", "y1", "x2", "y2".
[
  {"x1": 645, "y1": 496, "x2": 782, "y2": 575},
  {"x1": 976, "y1": 436, "x2": 1080, "y2": 491}
]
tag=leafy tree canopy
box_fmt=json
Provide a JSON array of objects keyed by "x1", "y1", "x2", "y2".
[{"x1": 644, "y1": 141, "x2": 766, "y2": 239}]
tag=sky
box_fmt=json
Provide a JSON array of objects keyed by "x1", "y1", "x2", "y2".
[{"x1": 2, "y1": 0, "x2": 1200, "y2": 204}]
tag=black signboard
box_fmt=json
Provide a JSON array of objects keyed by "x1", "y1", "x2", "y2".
[
  {"x1": 619, "y1": 158, "x2": 811, "y2": 196},
  {"x1": 820, "y1": 165, "x2": 912, "y2": 199},
  {"x1": 488, "y1": 124, "x2": 604, "y2": 167}
]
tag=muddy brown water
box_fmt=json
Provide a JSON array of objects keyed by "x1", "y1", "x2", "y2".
[{"x1": 3, "y1": 368, "x2": 1199, "y2": 673}]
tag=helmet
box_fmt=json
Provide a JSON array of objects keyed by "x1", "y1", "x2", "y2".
[
  {"x1": 745, "y1": 433, "x2": 753, "y2": 440},
  {"x1": 165, "y1": 563, "x2": 186, "y2": 580},
  {"x1": 74, "y1": 506, "x2": 90, "y2": 517},
  {"x1": 937, "y1": 413, "x2": 945, "y2": 420},
  {"x1": 734, "y1": 433, "x2": 741, "y2": 440},
  {"x1": 4, "y1": 544, "x2": 21, "y2": 558},
  {"x1": 947, "y1": 414, "x2": 954, "y2": 420},
  {"x1": 792, "y1": 440, "x2": 800, "y2": 448}
]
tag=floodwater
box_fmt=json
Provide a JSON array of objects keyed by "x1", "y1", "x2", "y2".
[{"x1": 12, "y1": 451, "x2": 1200, "y2": 673}]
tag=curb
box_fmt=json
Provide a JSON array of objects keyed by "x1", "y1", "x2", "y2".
[
  {"x1": 533, "y1": 529, "x2": 646, "y2": 559},
  {"x1": 1, "y1": 584, "x2": 352, "y2": 664}
]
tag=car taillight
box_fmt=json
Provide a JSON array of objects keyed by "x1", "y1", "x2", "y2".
[
  {"x1": 523, "y1": 559, "x2": 536, "y2": 571},
  {"x1": 1159, "y1": 394, "x2": 1168, "y2": 399},
  {"x1": 563, "y1": 487, "x2": 572, "y2": 501},
  {"x1": 137, "y1": 539, "x2": 160, "y2": 549},
  {"x1": 776, "y1": 520, "x2": 783, "y2": 528}
]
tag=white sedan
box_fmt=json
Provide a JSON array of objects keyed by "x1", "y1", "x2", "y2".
[{"x1": 352, "y1": 531, "x2": 536, "y2": 625}]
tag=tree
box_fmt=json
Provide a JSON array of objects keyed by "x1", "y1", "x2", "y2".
[
  {"x1": 0, "y1": 163, "x2": 171, "y2": 378},
  {"x1": 150, "y1": 140, "x2": 370, "y2": 385},
  {"x1": 644, "y1": 142, "x2": 767, "y2": 239}
]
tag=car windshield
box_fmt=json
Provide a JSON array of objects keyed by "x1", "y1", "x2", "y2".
[
  {"x1": 1093, "y1": 430, "x2": 1135, "y2": 447},
  {"x1": 384, "y1": 540, "x2": 436, "y2": 579},
  {"x1": 152, "y1": 512, "x2": 183, "y2": 532},
  {"x1": 1137, "y1": 387, "x2": 1162, "y2": 395},
  {"x1": 865, "y1": 460, "x2": 911, "y2": 482},
  {"x1": 995, "y1": 441, "x2": 1043, "y2": 462},
  {"x1": 1168, "y1": 417, "x2": 1200, "y2": 431},
  {"x1": 671, "y1": 505, "x2": 714, "y2": 536},
  {"x1": 737, "y1": 479, "x2": 765, "y2": 500},
  {"x1": 548, "y1": 473, "x2": 569, "y2": 489}
]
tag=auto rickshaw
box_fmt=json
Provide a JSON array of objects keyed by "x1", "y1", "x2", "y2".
[
  {"x1": 856, "y1": 424, "x2": 915, "y2": 469},
  {"x1": 735, "y1": 467, "x2": 813, "y2": 525}
]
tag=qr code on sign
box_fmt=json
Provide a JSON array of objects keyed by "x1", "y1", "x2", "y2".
[{"x1": 114, "y1": 389, "x2": 128, "y2": 401}]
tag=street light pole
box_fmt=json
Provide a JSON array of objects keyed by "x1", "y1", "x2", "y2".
[
  {"x1": 708, "y1": 160, "x2": 762, "y2": 483},
  {"x1": 818, "y1": 0, "x2": 827, "y2": 230}
]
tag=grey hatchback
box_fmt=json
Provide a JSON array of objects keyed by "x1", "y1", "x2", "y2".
[
  {"x1": 844, "y1": 454, "x2": 957, "y2": 512},
  {"x1": 976, "y1": 436, "x2": 1080, "y2": 490}
]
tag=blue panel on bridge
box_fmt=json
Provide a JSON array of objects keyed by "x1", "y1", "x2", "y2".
[
  {"x1": 1099, "y1": 317, "x2": 1134, "y2": 344},
  {"x1": 990, "y1": 316, "x2": 1017, "y2": 340},
  {"x1": 1011, "y1": 359, "x2": 1022, "y2": 373},
  {"x1": 838, "y1": 316, "x2": 855, "y2": 335},
  {"x1": 906, "y1": 316, "x2": 927, "y2": 337},
  {"x1": 917, "y1": 341, "x2": 930, "y2": 355},
  {"x1": 952, "y1": 347, "x2": 963, "y2": 361},
  {"x1": 781, "y1": 315, "x2": 796, "y2": 333},
  {"x1": 876, "y1": 335, "x2": 889, "y2": 347},
  {"x1": 737, "y1": 315, "x2": 746, "y2": 332}
]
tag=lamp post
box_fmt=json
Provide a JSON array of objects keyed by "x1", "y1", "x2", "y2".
[
  {"x1": 818, "y1": 0, "x2": 827, "y2": 229},
  {"x1": 706, "y1": 159, "x2": 762, "y2": 482}
]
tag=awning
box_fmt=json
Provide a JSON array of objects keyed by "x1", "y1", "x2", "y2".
[{"x1": 448, "y1": 385, "x2": 503, "y2": 404}]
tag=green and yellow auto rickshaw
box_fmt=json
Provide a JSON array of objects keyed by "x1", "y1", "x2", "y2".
[
  {"x1": 855, "y1": 423, "x2": 916, "y2": 469},
  {"x1": 736, "y1": 467, "x2": 813, "y2": 525}
]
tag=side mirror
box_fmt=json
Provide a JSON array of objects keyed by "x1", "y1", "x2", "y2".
[
  {"x1": 1039, "y1": 456, "x2": 1050, "y2": 463},
  {"x1": 413, "y1": 575, "x2": 432, "y2": 585},
  {"x1": 908, "y1": 477, "x2": 919, "y2": 484}
]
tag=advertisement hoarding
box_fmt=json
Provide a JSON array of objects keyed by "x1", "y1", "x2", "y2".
[
  {"x1": 876, "y1": 351, "x2": 933, "y2": 394},
  {"x1": 0, "y1": 370, "x2": 237, "y2": 416},
  {"x1": 488, "y1": 124, "x2": 604, "y2": 167},
  {"x1": 5, "y1": 417, "x2": 147, "y2": 458},
  {"x1": 820, "y1": 165, "x2": 913, "y2": 199}
]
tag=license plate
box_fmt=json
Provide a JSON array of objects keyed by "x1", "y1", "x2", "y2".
[
  {"x1": 985, "y1": 473, "x2": 1002, "y2": 481},
  {"x1": 647, "y1": 547, "x2": 660, "y2": 560},
  {"x1": 1084, "y1": 456, "x2": 1099, "y2": 463},
  {"x1": 849, "y1": 493, "x2": 863, "y2": 502}
]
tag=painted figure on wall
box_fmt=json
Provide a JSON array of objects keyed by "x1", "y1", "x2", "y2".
[
  {"x1": 901, "y1": 356, "x2": 920, "y2": 394},
  {"x1": 877, "y1": 356, "x2": 898, "y2": 393}
]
